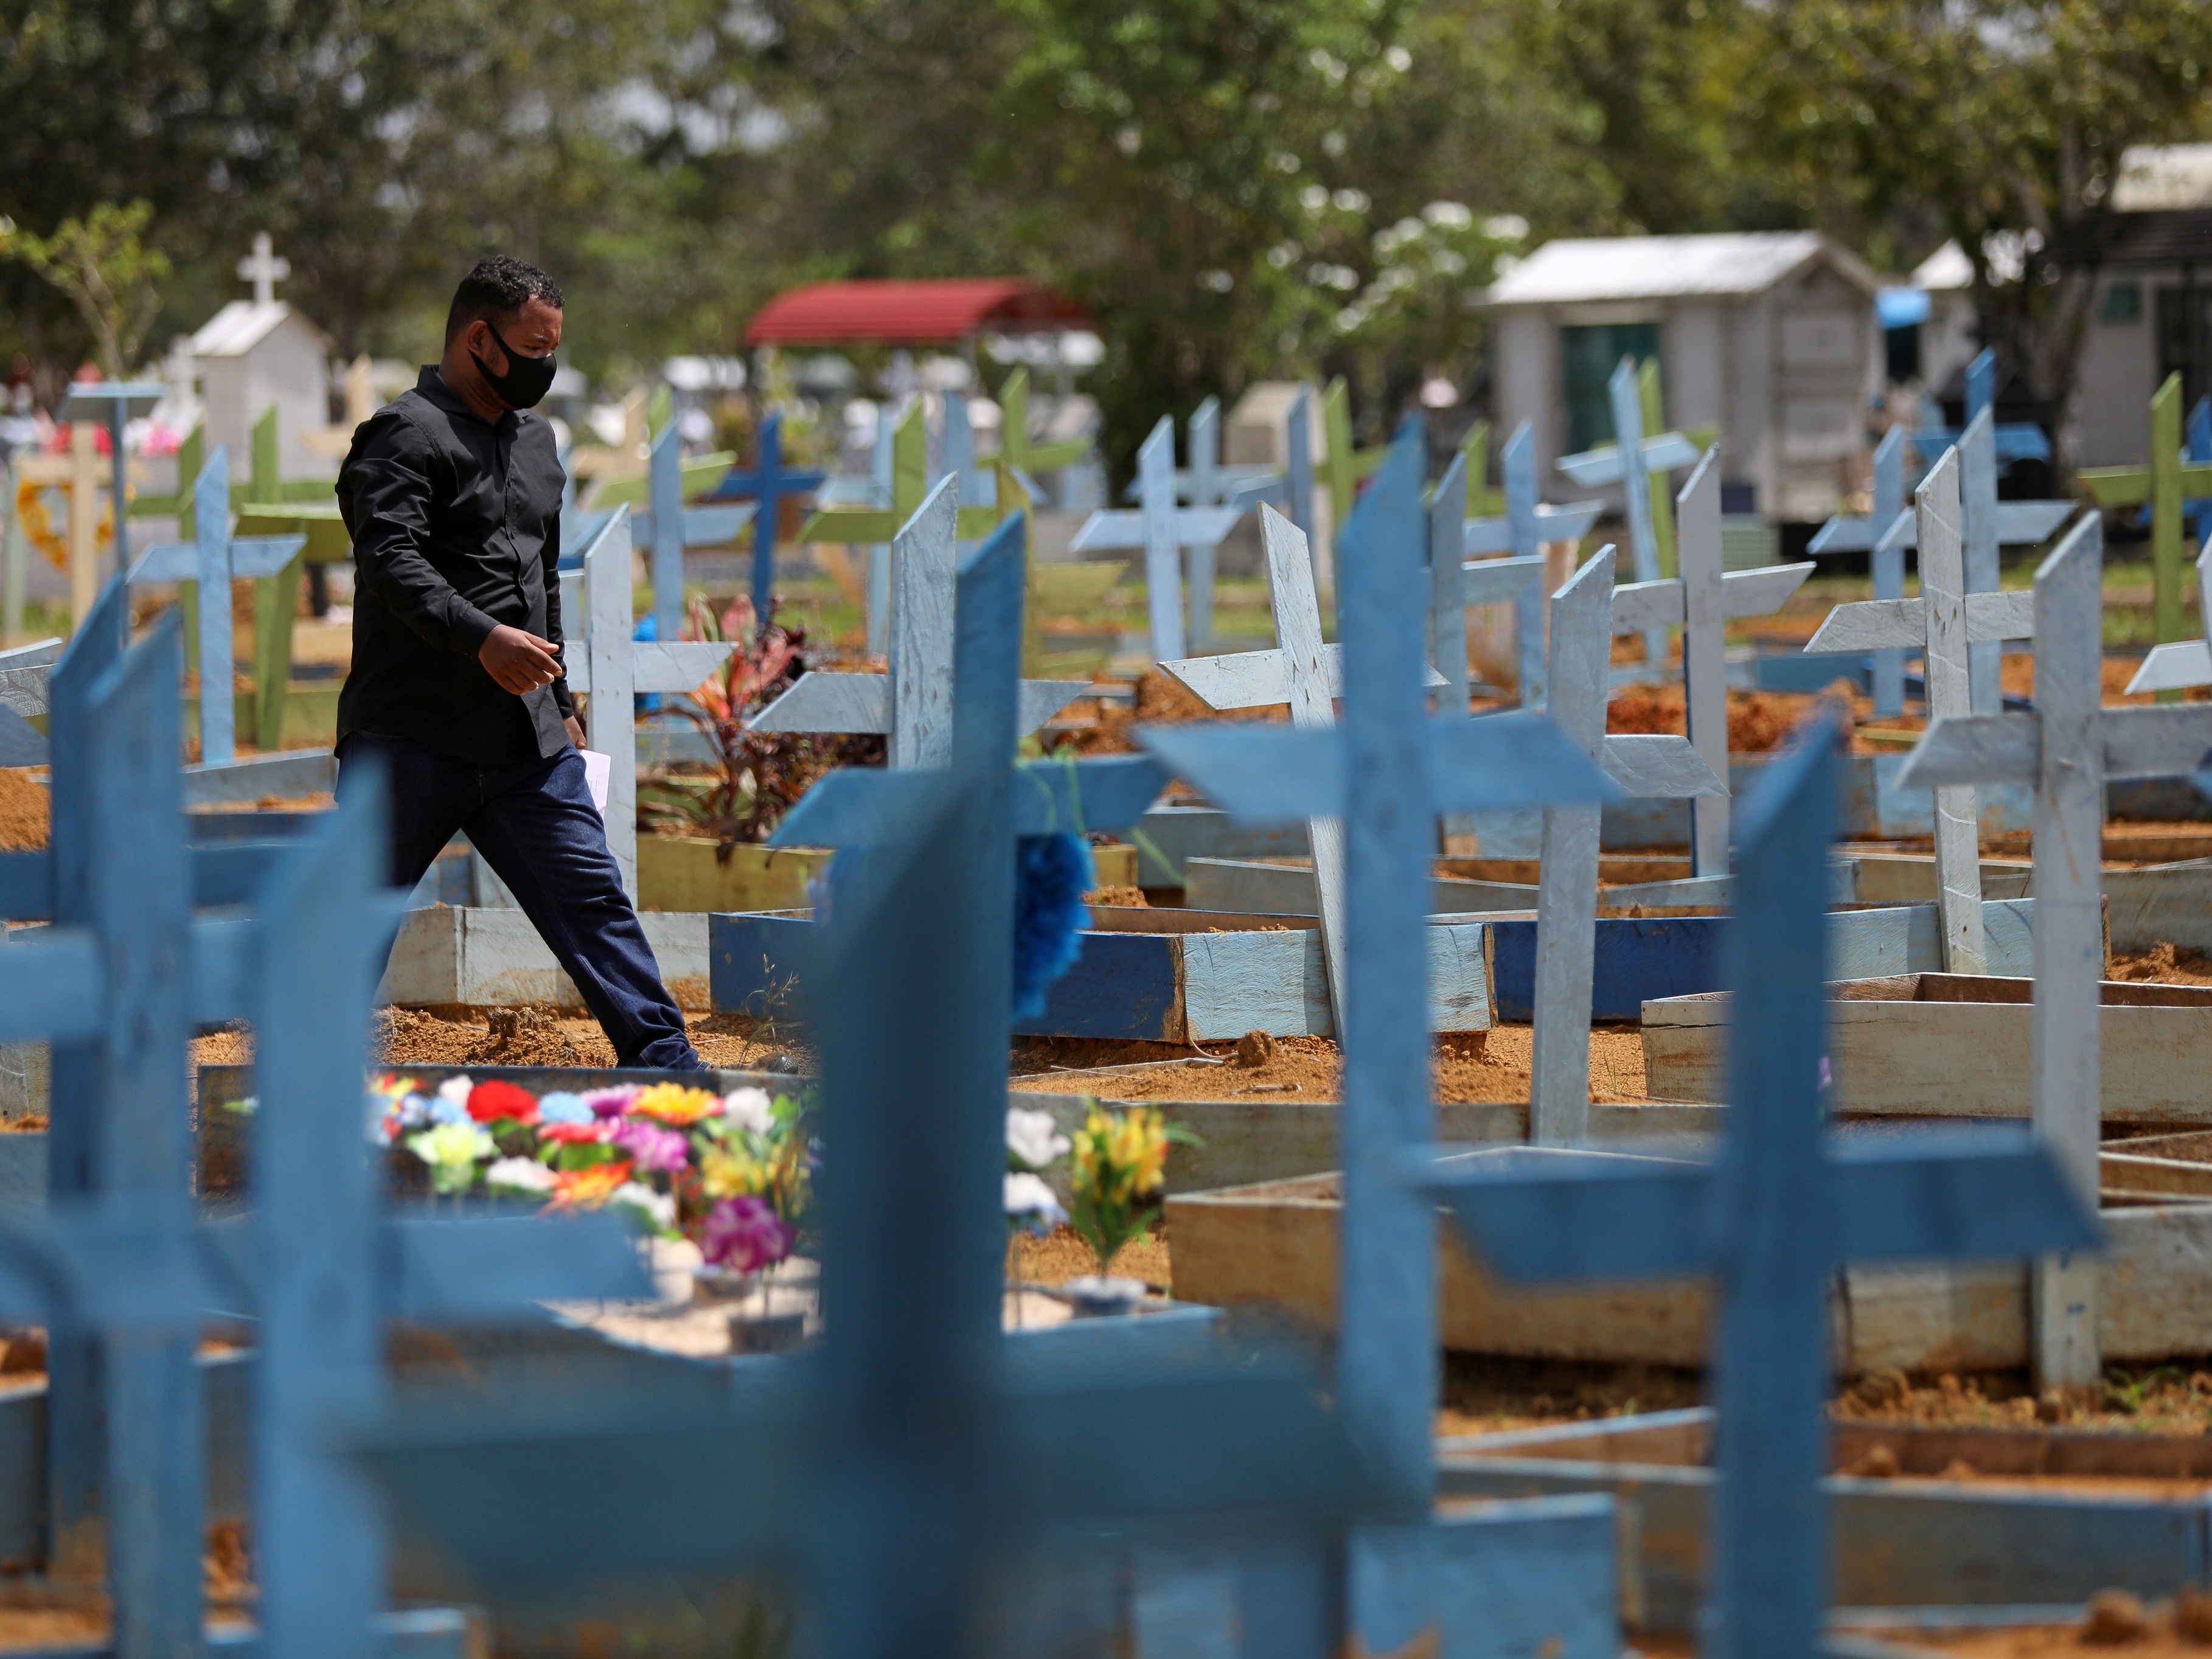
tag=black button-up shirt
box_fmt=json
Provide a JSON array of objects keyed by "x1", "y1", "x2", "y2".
[{"x1": 336, "y1": 366, "x2": 573, "y2": 765}]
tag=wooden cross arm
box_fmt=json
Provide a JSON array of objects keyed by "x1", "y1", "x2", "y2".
[
  {"x1": 1009, "y1": 755, "x2": 1172, "y2": 836},
  {"x1": 0, "y1": 926, "x2": 103, "y2": 1043},
  {"x1": 1461, "y1": 502, "x2": 1603, "y2": 556},
  {"x1": 2126, "y1": 639, "x2": 2211, "y2": 695},
  {"x1": 1899, "y1": 706, "x2": 2212, "y2": 789},
  {"x1": 1068, "y1": 506, "x2": 1244, "y2": 553},
  {"x1": 2077, "y1": 462, "x2": 2212, "y2": 507},
  {"x1": 590, "y1": 451, "x2": 737, "y2": 509},
  {"x1": 350, "y1": 1351, "x2": 1369, "y2": 1588},
  {"x1": 1601, "y1": 734, "x2": 1727, "y2": 799},
  {"x1": 1804, "y1": 590, "x2": 2036, "y2": 655},
  {"x1": 1458, "y1": 554, "x2": 1546, "y2": 608},
  {"x1": 1862, "y1": 501, "x2": 2078, "y2": 555},
  {"x1": 0, "y1": 639, "x2": 61, "y2": 720},
  {"x1": 796, "y1": 503, "x2": 1001, "y2": 544},
  {"x1": 0, "y1": 1203, "x2": 220, "y2": 1328},
  {"x1": 1135, "y1": 711, "x2": 1619, "y2": 824},
  {"x1": 1809, "y1": 508, "x2": 1910, "y2": 556},
  {"x1": 770, "y1": 754, "x2": 1169, "y2": 847},
  {"x1": 1554, "y1": 430, "x2": 1706, "y2": 487},
  {"x1": 379, "y1": 1214, "x2": 652, "y2": 1320},
  {"x1": 563, "y1": 641, "x2": 736, "y2": 698},
  {"x1": 1413, "y1": 1125, "x2": 2091, "y2": 1286},
  {"x1": 631, "y1": 503, "x2": 757, "y2": 548},
  {"x1": 1158, "y1": 644, "x2": 1446, "y2": 711},
  {"x1": 1609, "y1": 563, "x2": 1814, "y2": 636},
  {"x1": 128, "y1": 534, "x2": 307, "y2": 585},
  {"x1": 747, "y1": 672, "x2": 1088, "y2": 739},
  {"x1": 1020, "y1": 436, "x2": 1092, "y2": 473}
]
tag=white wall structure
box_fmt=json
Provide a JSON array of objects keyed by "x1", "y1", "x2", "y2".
[
  {"x1": 189, "y1": 237, "x2": 335, "y2": 479},
  {"x1": 1481, "y1": 232, "x2": 1883, "y2": 524}
]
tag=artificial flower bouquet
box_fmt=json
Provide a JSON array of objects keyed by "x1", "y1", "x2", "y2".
[{"x1": 370, "y1": 1073, "x2": 814, "y2": 1276}]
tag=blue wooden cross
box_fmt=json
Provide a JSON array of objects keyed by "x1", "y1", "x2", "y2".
[
  {"x1": 1071, "y1": 416, "x2": 1248, "y2": 659},
  {"x1": 1215, "y1": 387, "x2": 1319, "y2": 586},
  {"x1": 344, "y1": 529, "x2": 1376, "y2": 1659},
  {"x1": 1901, "y1": 507, "x2": 2212, "y2": 1389},
  {"x1": 1138, "y1": 424, "x2": 1619, "y2": 1658},
  {"x1": 58, "y1": 381, "x2": 164, "y2": 571},
  {"x1": 1807, "y1": 427, "x2": 1912, "y2": 715},
  {"x1": 635, "y1": 420, "x2": 757, "y2": 639},
  {"x1": 1446, "y1": 420, "x2": 1603, "y2": 707},
  {"x1": 1, "y1": 583, "x2": 644, "y2": 1657},
  {"x1": 1556, "y1": 359, "x2": 1703, "y2": 670},
  {"x1": 1915, "y1": 347, "x2": 2051, "y2": 467},
  {"x1": 707, "y1": 410, "x2": 822, "y2": 628},
  {"x1": 127, "y1": 448, "x2": 305, "y2": 764},
  {"x1": 751, "y1": 478, "x2": 1091, "y2": 767},
  {"x1": 1414, "y1": 717, "x2": 2097, "y2": 1659}
]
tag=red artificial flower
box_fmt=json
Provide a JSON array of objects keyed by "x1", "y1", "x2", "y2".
[
  {"x1": 465, "y1": 1079, "x2": 540, "y2": 1125},
  {"x1": 539, "y1": 1120, "x2": 609, "y2": 1144}
]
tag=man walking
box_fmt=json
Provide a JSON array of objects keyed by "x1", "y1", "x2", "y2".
[{"x1": 336, "y1": 255, "x2": 701, "y2": 1070}]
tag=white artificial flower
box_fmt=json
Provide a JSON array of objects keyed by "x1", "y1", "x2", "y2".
[
  {"x1": 485, "y1": 1157, "x2": 557, "y2": 1194},
  {"x1": 723, "y1": 1087, "x2": 775, "y2": 1136},
  {"x1": 1004, "y1": 1172, "x2": 1067, "y2": 1231},
  {"x1": 437, "y1": 1075, "x2": 474, "y2": 1108},
  {"x1": 1005, "y1": 1107, "x2": 1071, "y2": 1171},
  {"x1": 610, "y1": 1182, "x2": 677, "y2": 1230}
]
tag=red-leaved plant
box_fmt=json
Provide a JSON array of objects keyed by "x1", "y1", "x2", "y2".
[{"x1": 638, "y1": 595, "x2": 884, "y2": 854}]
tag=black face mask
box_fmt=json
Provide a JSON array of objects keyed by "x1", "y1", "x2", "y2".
[{"x1": 474, "y1": 319, "x2": 558, "y2": 410}]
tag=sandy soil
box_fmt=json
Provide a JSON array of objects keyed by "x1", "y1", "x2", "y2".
[
  {"x1": 2112, "y1": 945, "x2": 2212, "y2": 987},
  {"x1": 1050, "y1": 670, "x2": 1284, "y2": 759},
  {"x1": 1007, "y1": 1024, "x2": 1647, "y2": 1105},
  {"x1": 1901, "y1": 1592, "x2": 2212, "y2": 1656},
  {"x1": 0, "y1": 771, "x2": 47, "y2": 852},
  {"x1": 1010, "y1": 1225, "x2": 1172, "y2": 1294},
  {"x1": 1605, "y1": 682, "x2": 1866, "y2": 754},
  {"x1": 189, "y1": 1006, "x2": 809, "y2": 1077},
  {"x1": 1436, "y1": 1354, "x2": 1703, "y2": 1438},
  {"x1": 1835, "y1": 1365, "x2": 2212, "y2": 1438}
]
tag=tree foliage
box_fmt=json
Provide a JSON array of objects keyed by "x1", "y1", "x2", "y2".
[{"x1": 2, "y1": 0, "x2": 2209, "y2": 461}]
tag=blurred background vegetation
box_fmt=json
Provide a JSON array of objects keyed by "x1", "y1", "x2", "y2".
[{"x1": 6, "y1": 0, "x2": 2212, "y2": 470}]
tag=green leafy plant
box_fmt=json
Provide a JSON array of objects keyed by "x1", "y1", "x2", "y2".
[
  {"x1": 1066, "y1": 1099, "x2": 1197, "y2": 1275},
  {"x1": 0, "y1": 201, "x2": 170, "y2": 378}
]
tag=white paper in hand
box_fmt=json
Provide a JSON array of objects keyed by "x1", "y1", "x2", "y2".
[{"x1": 580, "y1": 749, "x2": 613, "y2": 816}]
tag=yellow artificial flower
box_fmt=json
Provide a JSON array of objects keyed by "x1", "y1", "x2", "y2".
[
  {"x1": 700, "y1": 1144, "x2": 769, "y2": 1201},
  {"x1": 627, "y1": 1083, "x2": 726, "y2": 1125}
]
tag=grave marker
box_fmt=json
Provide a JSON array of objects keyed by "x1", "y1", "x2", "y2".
[
  {"x1": 995, "y1": 365, "x2": 1093, "y2": 500},
  {"x1": 753, "y1": 476, "x2": 1090, "y2": 765},
  {"x1": 1418, "y1": 718, "x2": 2097, "y2": 1659},
  {"x1": 1526, "y1": 529, "x2": 1729, "y2": 1148},
  {"x1": 708, "y1": 409, "x2": 822, "y2": 627},
  {"x1": 1899, "y1": 507, "x2": 2212, "y2": 1389},
  {"x1": 1136, "y1": 425, "x2": 1618, "y2": 1656},
  {"x1": 2080, "y1": 372, "x2": 2212, "y2": 683},
  {"x1": 1071, "y1": 416, "x2": 1247, "y2": 659},
  {"x1": 127, "y1": 448, "x2": 305, "y2": 764},
  {"x1": 1156, "y1": 483, "x2": 1450, "y2": 1034},
  {"x1": 1556, "y1": 358, "x2": 1703, "y2": 667},
  {"x1": 1450, "y1": 420, "x2": 1603, "y2": 708},
  {"x1": 556, "y1": 506, "x2": 735, "y2": 897},
  {"x1": 2123, "y1": 540, "x2": 2212, "y2": 694},
  {"x1": 1803, "y1": 447, "x2": 2037, "y2": 972},
  {"x1": 632, "y1": 421, "x2": 757, "y2": 639},
  {"x1": 58, "y1": 383, "x2": 162, "y2": 626},
  {"x1": 1606, "y1": 450, "x2": 1814, "y2": 873},
  {"x1": 1915, "y1": 347, "x2": 2051, "y2": 467}
]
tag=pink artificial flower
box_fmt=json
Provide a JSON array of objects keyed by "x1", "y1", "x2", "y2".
[
  {"x1": 610, "y1": 1116, "x2": 689, "y2": 1175},
  {"x1": 582, "y1": 1085, "x2": 643, "y2": 1119},
  {"x1": 701, "y1": 1195, "x2": 793, "y2": 1273}
]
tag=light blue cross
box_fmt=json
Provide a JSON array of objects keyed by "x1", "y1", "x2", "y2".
[
  {"x1": 1556, "y1": 358, "x2": 1700, "y2": 669},
  {"x1": 1138, "y1": 423, "x2": 1619, "y2": 1657},
  {"x1": 1445, "y1": 420, "x2": 1602, "y2": 707},
  {"x1": 1416, "y1": 718, "x2": 2096, "y2": 1659},
  {"x1": 636, "y1": 420, "x2": 757, "y2": 639},
  {"x1": 1073, "y1": 415, "x2": 1248, "y2": 659},
  {"x1": 127, "y1": 448, "x2": 305, "y2": 763}
]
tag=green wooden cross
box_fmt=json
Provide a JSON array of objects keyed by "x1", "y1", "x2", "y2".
[
  {"x1": 2078, "y1": 374, "x2": 2212, "y2": 686},
  {"x1": 1321, "y1": 377, "x2": 1388, "y2": 535},
  {"x1": 796, "y1": 400, "x2": 1000, "y2": 548},
  {"x1": 1459, "y1": 420, "x2": 1504, "y2": 518},
  {"x1": 995, "y1": 366, "x2": 1091, "y2": 493},
  {"x1": 232, "y1": 406, "x2": 352, "y2": 747},
  {"x1": 129, "y1": 424, "x2": 202, "y2": 524}
]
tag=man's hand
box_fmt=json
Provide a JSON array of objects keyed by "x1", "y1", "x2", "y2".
[
  {"x1": 564, "y1": 714, "x2": 586, "y2": 749},
  {"x1": 479, "y1": 624, "x2": 563, "y2": 694}
]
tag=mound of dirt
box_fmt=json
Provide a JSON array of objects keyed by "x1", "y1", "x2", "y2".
[{"x1": 0, "y1": 770, "x2": 49, "y2": 851}]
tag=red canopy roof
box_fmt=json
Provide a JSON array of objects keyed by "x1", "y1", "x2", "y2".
[{"x1": 744, "y1": 279, "x2": 1090, "y2": 347}]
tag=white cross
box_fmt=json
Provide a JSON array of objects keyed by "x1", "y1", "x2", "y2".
[
  {"x1": 555, "y1": 507, "x2": 736, "y2": 897},
  {"x1": 1528, "y1": 529, "x2": 1729, "y2": 1147},
  {"x1": 1556, "y1": 358, "x2": 1702, "y2": 668},
  {"x1": 1899, "y1": 509, "x2": 2212, "y2": 1390},
  {"x1": 751, "y1": 477, "x2": 1090, "y2": 767},
  {"x1": 1156, "y1": 511, "x2": 1447, "y2": 1034},
  {"x1": 1607, "y1": 448, "x2": 1814, "y2": 873},
  {"x1": 2123, "y1": 541, "x2": 2212, "y2": 694},
  {"x1": 1447, "y1": 420, "x2": 1602, "y2": 707},
  {"x1": 1071, "y1": 415, "x2": 1247, "y2": 660},
  {"x1": 237, "y1": 232, "x2": 290, "y2": 306},
  {"x1": 1803, "y1": 447, "x2": 2037, "y2": 972}
]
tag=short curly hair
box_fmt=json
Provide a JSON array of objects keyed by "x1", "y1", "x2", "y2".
[{"x1": 444, "y1": 256, "x2": 564, "y2": 345}]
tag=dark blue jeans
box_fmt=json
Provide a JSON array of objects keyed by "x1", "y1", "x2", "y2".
[{"x1": 337, "y1": 732, "x2": 702, "y2": 1071}]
